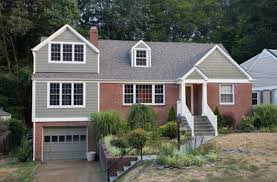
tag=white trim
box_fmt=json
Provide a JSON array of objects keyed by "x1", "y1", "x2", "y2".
[
  {"x1": 97, "y1": 82, "x2": 100, "y2": 112},
  {"x1": 32, "y1": 80, "x2": 36, "y2": 122},
  {"x1": 179, "y1": 66, "x2": 208, "y2": 81},
  {"x1": 34, "y1": 117, "x2": 90, "y2": 122},
  {"x1": 219, "y1": 84, "x2": 235, "y2": 105},
  {"x1": 185, "y1": 85, "x2": 194, "y2": 114},
  {"x1": 47, "y1": 81, "x2": 86, "y2": 108},
  {"x1": 48, "y1": 42, "x2": 86, "y2": 64},
  {"x1": 253, "y1": 85, "x2": 277, "y2": 91},
  {"x1": 248, "y1": 49, "x2": 277, "y2": 71},
  {"x1": 131, "y1": 40, "x2": 151, "y2": 68},
  {"x1": 207, "y1": 79, "x2": 251, "y2": 83},
  {"x1": 32, "y1": 51, "x2": 36, "y2": 74},
  {"x1": 34, "y1": 79, "x2": 176, "y2": 83},
  {"x1": 122, "y1": 83, "x2": 165, "y2": 105},
  {"x1": 97, "y1": 52, "x2": 100, "y2": 73},
  {"x1": 195, "y1": 45, "x2": 253, "y2": 81},
  {"x1": 32, "y1": 24, "x2": 99, "y2": 53},
  {"x1": 33, "y1": 122, "x2": 35, "y2": 161}
]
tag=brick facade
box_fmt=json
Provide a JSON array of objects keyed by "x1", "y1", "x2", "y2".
[
  {"x1": 100, "y1": 83, "x2": 179, "y2": 125},
  {"x1": 34, "y1": 121, "x2": 96, "y2": 161},
  {"x1": 207, "y1": 83, "x2": 252, "y2": 126}
]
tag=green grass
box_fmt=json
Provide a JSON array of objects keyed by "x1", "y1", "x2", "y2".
[{"x1": 0, "y1": 159, "x2": 38, "y2": 182}]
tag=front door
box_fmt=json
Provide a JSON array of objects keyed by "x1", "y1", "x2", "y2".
[{"x1": 186, "y1": 86, "x2": 192, "y2": 112}]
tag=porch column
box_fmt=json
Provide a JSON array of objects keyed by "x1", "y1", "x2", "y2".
[
  {"x1": 202, "y1": 82, "x2": 207, "y2": 115},
  {"x1": 180, "y1": 82, "x2": 186, "y2": 114}
]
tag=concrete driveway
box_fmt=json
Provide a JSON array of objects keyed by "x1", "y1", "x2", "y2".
[{"x1": 33, "y1": 160, "x2": 103, "y2": 182}]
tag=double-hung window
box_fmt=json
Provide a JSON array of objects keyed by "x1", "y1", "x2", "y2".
[
  {"x1": 48, "y1": 82, "x2": 85, "y2": 108},
  {"x1": 252, "y1": 92, "x2": 258, "y2": 105},
  {"x1": 123, "y1": 84, "x2": 164, "y2": 105},
  {"x1": 49, "y1": 42, "x2": 85, "y2": 63},
  {"x1": 135, "y1": 50, "x2": 147, "y2": 66},
  {"x1": 220, "y1": 84, "x2": 234, "y2": 105}
]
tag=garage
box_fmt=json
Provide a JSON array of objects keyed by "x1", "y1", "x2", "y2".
[{"x1": 43, "y1": 127, "x2": 87, "y2": 161}]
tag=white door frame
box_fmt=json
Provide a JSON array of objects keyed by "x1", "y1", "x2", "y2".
[{"x1": 185, "y1": 85, "x2": 194, "y2": 115}]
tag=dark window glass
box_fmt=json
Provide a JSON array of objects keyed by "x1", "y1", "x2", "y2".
[
  {"x1": 52, "y1": 136, "x2": 58, "y2": 142},
  {"x1": 66, "y1": 135, "x2": 72, "y2": 142},
  {"x1": 74, "y1": 83, "x2": 83, "y2": 105},
  {"x1": 50, "y1": 83, "x2": 60, "y2": 106},
  {"x1": 80, "y1": 135, "x2": 86, "y2": 141},
  {"x1": 44, "y1": 136, "x2": 50, "y2": 142},
  {"x1": 74, "y1": 44, "x2": 84, "y2": 62},
  {"x1": 73, "y1": 135, "x2": 79, "y2": 142},
  {"x1": 252, "y1": 93, "x2": 258, "y2": 105},
  {"x1": 155, "y1": 85, "x2": 164, "y2": 103},
  {"x1": 59, "y1": 135, "x2": 65, "y2": 142},
  {"x1": 124, "y1": 84, "x2": 133, "y2": 104},
  {"x1": 136, "y1": 50, "x2": 147, "y2": 66},
  {"x1": 62, "y1": 83, "x2": 72, "y2": 105},
  {"x1": 63, "y1": 44, "x2": 72, "y2": 61},
  {"x1": 51, "y1": 44, "x2": 61, "y2": 61}
]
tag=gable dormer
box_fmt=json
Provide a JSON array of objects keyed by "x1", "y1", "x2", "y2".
[{"x1": 131, "y1": 40, "x2": 151, "y2": 67}]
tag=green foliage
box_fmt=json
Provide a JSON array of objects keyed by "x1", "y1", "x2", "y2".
[
  {"x1": 16, "y1": 136, "x2": 31, "y2": 162},
  {"x1": 214, "y1": 106, "x2": 225, "y2": 128},
  {"x1": 90, "y1": 110, "x2": 124, "y2": 140},
  {"x1": 8, "y1": 118, "x2": 25, "y2": 145},
  {"x1": 167, "y1": 107, "x2": 176, "y2": 122},
  {"x1": 103, "y1": 135, "x2": 122, "y2": 156},
  {"x1": 159, "y1": 122, "x2": 177, "y2": 139},
  {"x1": 252, "y1": 104, "x2": 277, "y2": 129},
  {"x1": 223, "y1": 114, "x2": 236, "y2": 129},
  {"x1": 128, "y1": 128, "x2": 147, "y2": 150},
  {"x1": 0, "y1": 120, "x2": 9, "y2": 134},
  {"x1": 110, "y1": 137, "x2": 129, "y2": 148},
  {"x1": 239, "y1": 116, "x2": 255, "y2": 132},
  {"x1": 127, "y1": 104, "x2": 156, "y2": 131}
]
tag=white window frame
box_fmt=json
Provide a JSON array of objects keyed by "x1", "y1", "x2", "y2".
[
  {"x1": 123, "y1": 84, "x2": 165, "y2": 105},
  {"x1": 47, "y1": 81, "x2": 86, "y2": 108},
  {"x1": 134, "y1": 48, "x2": 149, "y2": 67},
  {"x1": 219, "y1": 84, "x2": 235, "y2": 105},
  {"x1": 48, "y1": 42, "x2": 86, "y2": 64}
]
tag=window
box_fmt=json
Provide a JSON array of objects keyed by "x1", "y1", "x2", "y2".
[
  {"x1": 80, "y1": 135, "x2": 86, "y2": 141},
  {"x1": 58, "y1": 136, "x2": 65, "y2": 142},
  {"x1": 66, "y1": 135, "x2": 72, "y2": 142},
  {"x1": 220, "y1": 84, "x2": 234, "y2": 104},
  {"x1": 136, "y1": 50, "x2": 147, "y2": 66},
  {"x1": 124, "y1": 84, "x2": 164, "y2": 105},
  {"x1": 49, "y1": 42, "x2": 85, "y2": 63},
  {"x1": 52, "y1": 136, "x2": 58, "y2": 142},
  {"x1": 44, "y1": 136, "x2": 50, "y2": 142},
  {"x1": 252, "y1": 93, "x2": 258, "y2": 105},
  {"x1": 48, "y1": 82, "x2": 85, "y2": 108},
  {"x1": 73, "y1": 135, "x2": 79, "y2": 142}
]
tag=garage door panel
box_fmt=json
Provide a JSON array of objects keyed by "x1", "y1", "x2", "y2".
[{"x1": 43, "y1": 127, "x2": 87, "y2": 161}]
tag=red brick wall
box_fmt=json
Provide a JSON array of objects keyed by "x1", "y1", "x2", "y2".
[
  {"x1": 34, "y1": 121, "x2": 96, "y2": 161},
  {"x1": 100, "y1": 83, "x2": 179, "y2": 125},
  {"x1": 207, "y1": 83, "x2": 252, "y2": 126}
]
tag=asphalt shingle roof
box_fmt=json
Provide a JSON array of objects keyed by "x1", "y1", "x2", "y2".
[{"x1": 33, "y1": 40, "x2": 222, "y2": 81}]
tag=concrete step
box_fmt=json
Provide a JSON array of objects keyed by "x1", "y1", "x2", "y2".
[{"x1": 194, "y1": 132, "x2": 215, "y2": 136}]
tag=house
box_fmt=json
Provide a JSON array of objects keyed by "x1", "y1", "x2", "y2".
[
  {"x1": 32, "y1": 24, "x2": 253, "y2": 161},
  {"x1": 241, "y1": 49, "x2": 277, "y2": 105},
  {"x1": 0, "y1": 109, "x2": 11, "y2": 121}
]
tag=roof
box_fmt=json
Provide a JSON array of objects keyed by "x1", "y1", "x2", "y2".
[
  {"x1": 34, "y1": 40, "x2": 228, "y2": 81},
  {"x1": 0, "y1": 109, "x2": 11, "y2": 116},
  {"x1": 241, "y1": 49, "x2": 277, "y2": 89}
]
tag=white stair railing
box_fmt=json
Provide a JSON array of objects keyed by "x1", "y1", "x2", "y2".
[
  {"x1": 205, "y1": 105, "x2": 218, "y2": 136},
  {"x1": 177, "y1": 100, "x2": 194, "y2": 136}
]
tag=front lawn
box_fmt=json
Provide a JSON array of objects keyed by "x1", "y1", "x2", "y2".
[
  {"x1": 0, "y1": 160, "x2": 38, "y2": 182},
  {"x1": 118, "y1": 133, "x2": 277, "y2": 182}
]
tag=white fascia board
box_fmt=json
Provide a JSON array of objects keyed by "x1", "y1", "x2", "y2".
[
  {"x1": 32, "y1": 24, "x2": 99, "y2": 53},
  {"x1": 253, "y1": 85, "x2": 277, "y2": 91},
  {"x1": 34, "y1": 117, "x2": 90, "y2": 122},
  {"x1": 195, "y1": 45, "x2": 253, "y2": 81},
  {"x1": 132, "y1": 40, "x2": 151, "y2": 49},
  {"x1": 179, "y1": 66, "x2": 208, "y2": 81}
]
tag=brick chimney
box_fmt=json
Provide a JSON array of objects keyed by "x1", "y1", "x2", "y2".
[{"x1": 90, "y1": 26, "x2": 98, "y2": 48}]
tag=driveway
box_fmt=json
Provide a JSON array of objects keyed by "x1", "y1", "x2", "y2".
[{"x1": 33, "y1": 160, "x2": 103, "y2": 182}]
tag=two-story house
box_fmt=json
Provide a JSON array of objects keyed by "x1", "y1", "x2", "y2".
[{"x1": 32, "y1": 24, "x2": 253, "y2": 161}]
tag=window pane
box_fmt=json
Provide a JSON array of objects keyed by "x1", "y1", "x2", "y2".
[
  {"x1": 50, "y1": 83, "x2": 60, "y2": 106},
  {"x1": 51, "y1": 44, "x2": 61, "y2": 61},
  {"x1": 155, "y1": 95, "x2": 164, "y2": 103},
  {"x1": 221, "y1": 94, "x2": 233, "y2": 103},
  {"x1": 52, "y1": 136, "x2": 58, "y2": 142},
  {"x1": 124, "y1": 84, "x2": 133, "y2": 103},
  {"x1": 44, "y1": 136, "x2": 50, "y2": 142},
  {"x1": 62, "y1": 83, "x2": 72, "y2": 105},
  {"x1": 154, "y1": 85, "x2": 164, "y2": 103},
  {"x1": 80, "y1": 135, "x2": 86, "y2": 141},
  {"x1": 74, "y1": 44, "x2": 84, "y2": 62},
  {"x1": 252, "y1": 93, "x2": 258, "y2": 105},
  {"x1": 59, "y1": 136, "x2": 65, "y2": 142},
  {"x1": 136, "y1": 50, "x2": 147, "y2": 66},
  {"x1": 221, "y1": 85, "x2": 232, "y2": 94},
  {"x1": 63, "y1": 44, "x2": 72, "y2": 61},
  {"x1": 136, "y1": 85, "x2": 152, "y2": 103},
  {"x1": 74, "y1": 83, "x2": 83, "y2": 105},
  {"x1": 73, "y1": 135, "x2": 79, "y2": 142},
  {"x1": 66, "y1": 135, "x2": 72, "y2": 142}
]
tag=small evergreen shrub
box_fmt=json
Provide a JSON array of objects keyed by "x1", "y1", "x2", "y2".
[
  {"x1": 252, "y1": 104, "x2": 277, "y2": 129},
  {"x1": 223, "y1": 113, "x2": 236, "y2": 129},
  {"x1": 159, "y1": 122, "x2": 177, "y2": 139},
  {"x1": 214, "y1": 106, "x2": 225, "y2": 128},
  {"x1": 16, "y1": 136, "x2": 31, "y2": 162},
  {"x1": 239, "y1": 116, "x2": 255, "y2": 132},
  {"x1": 167, "y1": 106, "x2": 176, "y2": 122},
  {"x1": 127, "y1": 104, "x2": 156, "y2": 131},
  {"x1": 90, "y1": 110, "x2": 124, "y2": 140},
  {"x1": 128, "y1": 128, "x2": 147, "y2": 150}
]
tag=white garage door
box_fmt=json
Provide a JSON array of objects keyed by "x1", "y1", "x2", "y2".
[{"x1": 43, "y1": 127, "x2": 87, "y2": 161}]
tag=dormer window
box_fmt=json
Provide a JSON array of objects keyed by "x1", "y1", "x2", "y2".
[
  {"x1": 131, "y1": 40, "x2": 151, "y2": 67},
  {"x1": 49, "y1": 42, "x2": 86, "y2": 63}
]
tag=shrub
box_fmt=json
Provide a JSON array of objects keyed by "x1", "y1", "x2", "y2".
[
  {"x1": 16, "y1": 136, "x2": 31, "y2": 162},
  {"x1": 239, "y1": 116, "x2": 255, "y2": 132},
  {"x1": 90, "y1": 110, "x2": 124, "y2": 140},
  {"x1": 167, "y1": 106, "x2": 176, "y2": 122},
  {"x1": 218, "y1": 127, "x2": 228, "y2": 134},
  {"x1": 214, "y1": 106, "x2": 225, "y2": 128},
  {"x1": 147, "y1": 130, "x2": 161, "y2": 148},
  {"x1": 8, "y1": 119, "x2": 25, "y2": 145},
  {"x1": 206, "y1": 151, "x2": 220, "y2": 162},
  {"x1": 110, "y1": 137, "x2": 129, "y2": 148},
  {"x1": 127, "y1": 104, "x2": 156, "y2": 131},
  {"x1": 0, "y1": 120, "x2": 9, "y2": 134},
  {"x1": 103, "y1": 135, "x2": 122, "y2": 156},
  {"x1": 159, "y1": 122, "x2": 177, "y2": 139},
  {"x1": 252, "y1": 104, "x2": 277, "y2": 129},
  {"x1": 128, "y1": 128, "x2": 147, "y2": 150},
  {"x1": 223, "y1": 113, "x2": 236, "y2": 129}
]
